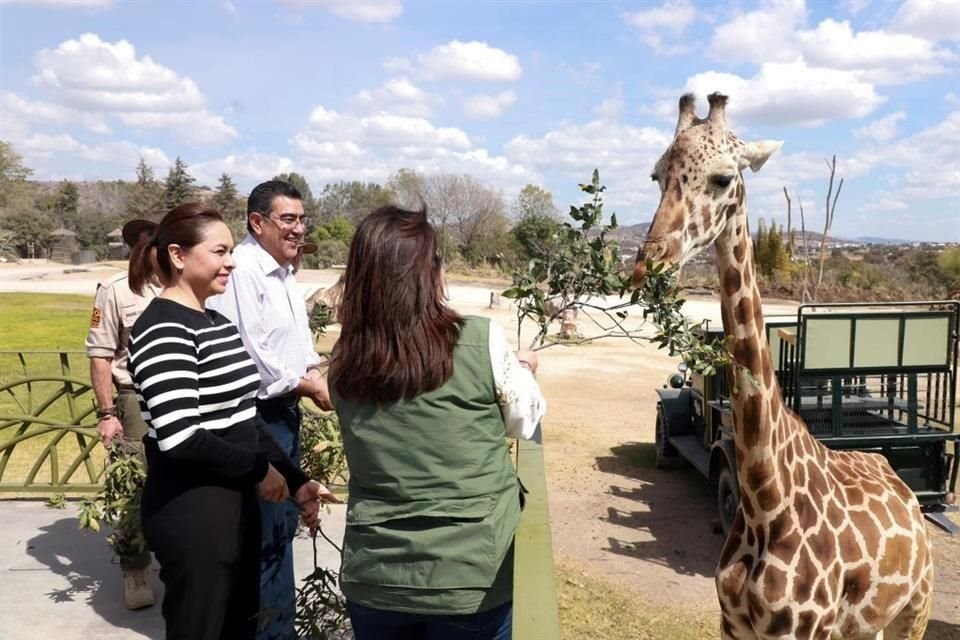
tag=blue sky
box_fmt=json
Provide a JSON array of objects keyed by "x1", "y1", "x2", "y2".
[{"x1": 1, "y1": 0, "x2": 957, "y2": 242}]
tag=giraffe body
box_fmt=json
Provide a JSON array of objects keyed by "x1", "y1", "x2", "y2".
[{"x1": 633, "y1": 93, "x2": 933, "y2": 640}]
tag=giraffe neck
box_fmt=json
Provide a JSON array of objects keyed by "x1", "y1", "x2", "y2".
[{"x1": 713, "y1": 196, "x2": 790, "y2": 519}]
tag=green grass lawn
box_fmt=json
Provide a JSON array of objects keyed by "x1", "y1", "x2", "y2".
[{"x1": 0, "y1": 293, "x2": 101, "y2": 494}]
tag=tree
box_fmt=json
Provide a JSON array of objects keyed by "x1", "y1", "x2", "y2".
[
  {"x1": 163, "y1": 157, "x2": 195, "y2": 210},
  {"x1": 56, "y1": 180, "x2": 80, "y2": 229},
  {"x1": 511, "y1": 184, "x2": 559, "y2": 221},
  {"x1": 814, "y1": 154, "x2": 843, "y2": 299},
  {"x1": 387, "y1": 168, "x2": 425, "y2": 209},
  {"x1": 273, "y1": 172, "x2": 318, "y2": 219},
  {"x1": 0, "y1": 140, "x2": 33, "y2": 210},
  {"x1": 214, "y1": 172, "x2": 246, "y2": 238},
  {"x1": 126, "y1": 157, "x2": 163, "y2": 217},
  {"x1": 936, "y1": 247, "x2": 960, "y2": 293},
  {"x1": 316, "y1": 181, "x2": 393, "y2": 224},
  {"x1": 313, "y1": 217, "x2": 355, "y2": 244}
]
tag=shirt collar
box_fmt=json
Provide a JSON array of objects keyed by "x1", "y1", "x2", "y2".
[{"x1": 241, "y1": 234, "x2": 294, "y2": 278}]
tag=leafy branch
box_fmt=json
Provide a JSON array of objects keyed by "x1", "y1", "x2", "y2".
[
  {"x1": 502, "y1": 171, "x2": 733, "y2": 377},
  {"x1": 76, "y1": 445, "x2": 146, "y2": 559}
]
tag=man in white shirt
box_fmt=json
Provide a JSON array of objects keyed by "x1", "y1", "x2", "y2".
[{"x1": 207, "y1": 180, "x2": 330, "y2": 639}]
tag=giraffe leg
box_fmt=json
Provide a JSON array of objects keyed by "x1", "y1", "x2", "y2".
[{"x1": 882, "y1": 581, "x2": 933, "y2": 640}]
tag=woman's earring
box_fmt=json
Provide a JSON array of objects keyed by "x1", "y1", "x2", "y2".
[{"x1": 177, "y1": 267, "x2": 183, "y2": 275}]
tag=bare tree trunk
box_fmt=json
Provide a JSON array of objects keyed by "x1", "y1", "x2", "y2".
[
  {"x1": 814, "y1": 155, "x2": 843, "y2": 300},
  {"x1": 798, "y1": 196, "x2": 812, "y2": 303},
  {"x1": 783, "y1": 186, "x2": 794, "y2": 256}
]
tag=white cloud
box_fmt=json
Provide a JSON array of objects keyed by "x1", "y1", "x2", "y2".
[
  {"x1": 118, "y1": 111, "x2": 238, "y2": 146},
  {"x1": 853, "y1": 111, "x2": 907, "y2": 142},
  {"x1": 33, "y1": 34, "x2": 205, "y2": 111},
  {"x1": 298, "y1": 105, "x2": 471, "y2": 151},
  {"x1": 798, "y1": 19, "x2": 953, "y2": 85},
  {"x1": 462, "y1": 91, "x2": 516, "y2": 120},
  {"x1": 317, "y1": 0, "x2": 403, "y2": 23},
  {"x1": 660, "y1": 61, "x2": 885, "y2": 127},
  {"x1": 190, "y1": 150, "x2": 296, "y2": 190},
  {"x1": 891, "y1": 0, "x2": 960, "y2": 42},
  {"x1": 623, "y1": 1, "x2": 698, "y2": 55},
  {"x1": 1, "y1": 91, "x2": 110, "y2": 134},
  {"x1": 28, "y1": 33, "x2": 236, "y2": 145},
  {"x1": 946, "y1": 92, "x2": 960, "y2": 107},
  {"x1": 18, "y1": 135, "x2": 170, "y2": 178},
  {"x1": 504, "y1": 119, "x2": 673, "y2": 208},
  {"x1": 846, "y1": 111, "x2": 960, "y2": 205},
  {"x1": 708, "y1": 0, "x2": 806, "y2": 64},
  {"x1": 353, "y1": 77, "x2": 433, "y2": 118},
  {"x1": 221, "y1": 0, "x2": 237, "y2": 17},
  {"x1": 21, "y1": 132, "x2": 84, "y2": 155},
  {"x1": 417, "y1": 40, "x2": 522, "y2": 82}
]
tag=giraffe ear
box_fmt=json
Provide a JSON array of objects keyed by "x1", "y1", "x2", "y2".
[{"x1": 739, "y1": 140, "x2": 783, "y2": 172}]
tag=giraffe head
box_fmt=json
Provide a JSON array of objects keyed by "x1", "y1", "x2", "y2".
[{"x1": 631, "y1": 93, "x2": 782, "y2": 287}]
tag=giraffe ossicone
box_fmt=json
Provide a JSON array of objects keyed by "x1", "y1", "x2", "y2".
[{"x1": 634, "y1": 92, "x2": 934, "y2": 640}]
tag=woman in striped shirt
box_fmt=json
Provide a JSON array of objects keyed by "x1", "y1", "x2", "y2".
[{"x1": 126, "y1": 202, "x2": 337, "y2": 640}]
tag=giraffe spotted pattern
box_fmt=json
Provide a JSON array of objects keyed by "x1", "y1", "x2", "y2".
[{"x1": 633, "y1": 93, "x2": 934, "y2": 640}]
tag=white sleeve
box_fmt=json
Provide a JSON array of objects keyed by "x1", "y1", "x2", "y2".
[
  {"x1": 488, "y1": 322, "x2": 546, "y2": 440},
  {"x1": 209, "y1": 269, "x2": 301, "y2": 397}
]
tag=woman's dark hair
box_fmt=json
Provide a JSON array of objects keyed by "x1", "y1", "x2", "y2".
[
  {"x1": 331, "y1": 205, "x2": 463, "y2": 404},
  {"x1": 247, "y1": 180, "x2": 302, "y2": 233},
  {"x1": 128, "y1": 202, "x2": 224, "y2": 295}
]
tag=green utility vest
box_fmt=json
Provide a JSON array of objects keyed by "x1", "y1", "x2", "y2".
[{"x1": 331, "y1": 316, "x2": 522, "y2": 615}]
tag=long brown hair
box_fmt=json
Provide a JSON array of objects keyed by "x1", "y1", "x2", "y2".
[
  {"x1": 128, "y1": 202, "x2": 224, "y2": 295},
  {"x1": 331, "y1": 205, "x2": 463, "y2": 404}
]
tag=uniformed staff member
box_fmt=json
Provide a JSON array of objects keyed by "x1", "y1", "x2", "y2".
[{"x1": 84, "y1": 214, "x2": 162, "y2": 611}]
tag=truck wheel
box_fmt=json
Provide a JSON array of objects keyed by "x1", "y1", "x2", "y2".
[
  {"x1": 717, "y1": 466, "x2": 740, "y2": 537},
  {"x1": 655, "y1": 404, "x2": 685, "y2": 469}
]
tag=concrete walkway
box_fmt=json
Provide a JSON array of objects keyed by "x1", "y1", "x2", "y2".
[{"x1": 0, "y1": 501, "x2": 346, "y2": 640}]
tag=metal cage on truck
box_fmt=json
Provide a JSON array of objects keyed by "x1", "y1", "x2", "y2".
[{"x1": 653, "y1": 301, "x2": 959, "y2": 536}]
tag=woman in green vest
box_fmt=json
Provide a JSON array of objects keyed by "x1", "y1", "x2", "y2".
[{"x1": 328, "y1": 205, "x2": 546, "y2": 640}]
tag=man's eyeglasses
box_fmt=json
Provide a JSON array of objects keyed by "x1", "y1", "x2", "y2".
[{"x1": 259, "y1": 212, "x2": 310, "y2": 230}]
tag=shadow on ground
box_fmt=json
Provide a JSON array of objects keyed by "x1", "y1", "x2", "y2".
[
  {"x1": 926, "y1": 619, "x2": 960, "y2": 639},
  {"x1": 24, "y1": 514, "x2": 162, "y2": 634},
  {"x1": 595, "y1": 441, "x2": 724, "y2": 579}
]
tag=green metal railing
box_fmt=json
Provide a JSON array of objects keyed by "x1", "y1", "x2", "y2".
[
  {"x1": 513, "y1": 432, "x2": 561, "y2": 639},
  {"x1": 0, "y1": 351, "x2": 102, "y2": 494}
]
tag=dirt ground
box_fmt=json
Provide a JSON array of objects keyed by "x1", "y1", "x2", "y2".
[{"x1": 2, "y1": 261, "x2": 958, "y2": 635}]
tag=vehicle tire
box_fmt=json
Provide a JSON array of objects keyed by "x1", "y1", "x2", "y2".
[
  {"x1": 655, "y1": 403, "x2": 685, "y2": 469},
  {"x1": 717, "y1": 465, "x2": 740, "y2": 538}
]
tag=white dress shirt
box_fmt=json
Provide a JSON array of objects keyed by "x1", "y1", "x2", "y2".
[
  {"x1": 207, "y1": 234, "x2": 322, "y2": 399},
  {"x1": 488, "y1": 321, "x2": 546, "y2": 440}
]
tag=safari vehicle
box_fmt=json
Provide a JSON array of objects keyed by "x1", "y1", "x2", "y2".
[{"x1": 654, "y1": 301, "x2": 960, "y2": 536}]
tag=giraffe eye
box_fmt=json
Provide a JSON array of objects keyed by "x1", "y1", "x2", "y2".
[{"x1": 711, "y1": 174, "x2": 734, "y2": 188}]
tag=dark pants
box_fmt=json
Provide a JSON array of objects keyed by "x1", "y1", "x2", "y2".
[
  {"x1": 144, "y1": 485, "x2": 261, "y2": 640},
  {"x1": 255, "y1": 397, "x2": 301, "y2": 640},
  {"x1": 347, "y1": 601, "x2": 513, "y2": 640},
  {"x1": 114, "y1": 388, "x2": 151, "y2": 571}
]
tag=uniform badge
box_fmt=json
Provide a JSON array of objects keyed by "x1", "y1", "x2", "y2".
[{"x1": 90, "y1": 307, "x2": 102, "y2": 328}]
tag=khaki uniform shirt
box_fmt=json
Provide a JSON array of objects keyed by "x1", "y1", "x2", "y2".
[{"x1": 84, "y1": 271, "x2": 160, "y2": 387}]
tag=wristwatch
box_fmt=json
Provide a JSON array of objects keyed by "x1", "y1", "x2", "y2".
[{"x1": 96, "y1": 406, "x2": 118, "y2": 421}]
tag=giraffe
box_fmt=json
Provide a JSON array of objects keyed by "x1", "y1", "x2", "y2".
[{"x1": 632, "y1": 93, "x2": 934, "y2": 640}]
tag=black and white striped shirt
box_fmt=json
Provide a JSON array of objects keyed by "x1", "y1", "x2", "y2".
[{"x1": 129, "y1": 298, "x2": 307, "y2": 494}]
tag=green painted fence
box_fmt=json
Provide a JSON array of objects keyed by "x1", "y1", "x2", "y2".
[
  {"x1": 513, "y1": 433, "x2": 562, "y2": 640},
  {"x1": 0, "y1": 351, "x2": 102, "y2": 494}
]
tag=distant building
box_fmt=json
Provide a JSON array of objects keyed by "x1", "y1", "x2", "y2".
[
  {"x1": 49, "y1": 227, "x2": 80, "y2": 263},
  {"x1": 107, "y1": 227, "x2": 126, "y2": 260}
]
